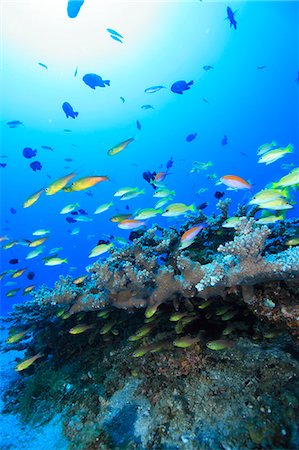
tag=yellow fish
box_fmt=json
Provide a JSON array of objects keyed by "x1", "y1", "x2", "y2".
[
  {"x1": 23, "y1": 188, "x2": 44, "y2": 208},
  {"x1": 44, "y1": 257, "x2": 68, "y2": 266},
  {"x1": 29, "y1": 237, "x2": 48, "y2": 247},
  {"x1": 2, "y1": 240, "x2": 18, "y2": 250},
  {"x1": 173, "y1": 336, "x2": 199, "y2": 348},
  {"x1": 272, "y1": 167, "x2": 299, "y2": 188},
  {"x1": 11, "y1": 268, "x2": 27, "y2": 278},
  {"x1": 68, "y1": 176, "x2": 109, "y2": 191},
  {"x1": 110, "y1": 214, "x2": 131, "y2": 223},
  {"x1": 22, "y1": 285, "x2": 36, "y2": 295},
  {"x1": 107, "y1": 137, "x2": 134, "y2": 156},
  {"x1": 69, "y1": 324, "x2": 95, "y2": 334},
  {"x1": 162, "y1": 203, "x2": 196, "y2": 217},
  {"x1": 258, "y1": 144, "x2": 293, "y2": 165},
  {"x1": 45, "y1": 173, "x2": 76, "y2": 195},
  {"x1": 206, "y1": 339, "x2": 234, "y2": 350},
  {"x1": 285, "y1": 237, "x2": 299, "y2": 246},
  {"x1": 0, "y1": 235, "x2": 9, "y2": 242},
  {"x1": 89, "y1": 243, "x2": 113, "y2": 258},
  {"x1": 73, "y1": 275, "x2": 88, "y2": 284},
  {"x1": 6, "y1": 330, "x2": 29, "y2": 344},
  {"x1": 15, "y1": 352, "x2": 44, "y2": 371},
  {"x1": 6, "y1": 288, "x2": 21, "y2": 297}
]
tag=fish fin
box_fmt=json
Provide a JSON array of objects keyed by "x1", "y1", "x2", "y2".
[
  {"x1": 75, "y1": 112, "x2": 79, "y2": 117},
  {"x1": 188, "y1": 80, "x2": 194, "y2": 86},
  {"x1": 104, "y1": 80, "x2": 110, "y2": 86}
]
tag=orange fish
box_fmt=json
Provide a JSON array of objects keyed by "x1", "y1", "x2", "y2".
[
  {"x1": 68, "y1": 176, "x2": 109, "y2": 191},
  {"x1": 154, "y1": 172, "x2": 167, "y2": 183},
  {"x1": 180, "y1": 225, "x2": 205, "y2": 244},
  {"x1": 11, "y1": 268, "x2": 27, "y2": 278},
  {"x1": 117, "y1": 219, "x2": 145, "y2": 230},
  {"x1": 220, "y1": 175, "x2": 252, "y2": 190}
]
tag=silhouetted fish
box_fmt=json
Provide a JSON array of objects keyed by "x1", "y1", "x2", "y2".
[{"x1": 67, "y1": 0, "x2": 85, "y2": 18}]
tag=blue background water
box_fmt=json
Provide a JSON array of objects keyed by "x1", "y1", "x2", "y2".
[{"x1": 1, "y1": 0, "x2": 298, "y2": 315}]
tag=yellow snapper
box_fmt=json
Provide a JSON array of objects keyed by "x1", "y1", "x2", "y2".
[
  {"x1": 258, "y1": 144, "x2": 293, "y2": 165},
  {"x1": 153, "y1": 188, "x2": 175, "y2": 198},
  {"x1": 222, "y1": 216, "x2": 244, "y2": 228},
  {"x1": 257, "y1": 141, "x2": 277, "y2": 156},
  {"x1": 89, "y1": 243, "x2": 113, "y2": 258},
  {"x1": 259, "y1": 199, "x2": 293, "y2": 210},
  {"x1": 114, "y1": 187, "x2": 138, "y2": 197},
  {"x1": 107, "y1": 137, "x2": 134, "y2": 156},
  {"x1": 162, "y1": 203, "x2": 196, "y2": 217},
  {"x1": 134, "y1": 208, "x2": 162, "y2": 220},
  {"x1": 26, "y1": 247, "x2": 44, "y2": 259},
  {"x1": 120, "y1": 189, "x2": 145, "y2": 200},
  {"x1": 249, "y1": 188, "x2": 289, "y2": 205},
  {"x1": 272, "y1": 167, "x2": 299, "y2": 188},
  {"x1": 32, "y1": 229, "x2": 50, "y2": 236},
  {"x1": 256, "y1": 214, "x2": 284, "y2": 225}
]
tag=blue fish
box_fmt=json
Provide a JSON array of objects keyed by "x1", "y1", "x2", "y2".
[
  {"x1": 10, "y1": 208, "x2": 17, "y2": 214},
  {"x1": 62, "y1": 102, "x2": 79, "y2": 119},
  {"x1": 82, "y1": 73, "x2": 110, "y2": 90},
  {"x1": 110, "y1": 35, "x2": 123, "y2": 44},
  {"x1": 120, "y1": 97, "x2": 125, "y2": 103},
  {"x1": 67, "y1": 0, "x2": 85, "y2": 18},
  {"x1": 74, "y1": 66, "x2": 78, "y2": 77},
  {"x1": 186, "y1": 133, "x2": 197, "y2": 142},
  {"x1": 7, "y1": 120, "x2": 23, "y2": 128},
  {"x1": 136, "y1": 120, "x2": 141, "y2": 130},
  {"x1": 141, "y1": 104, "x2": 154, "y2": 110},
  {"x1": 66, "y1": 217, "x2": 77, "y2": 223},
  {"x1": 203, "y1": 65, "x2": 213, "y2": 71},
  {"x1": 30, "y1": 161, "x2": 42, "y2": 172},
  {"x1": 23, "y1": 147, "x2": 37, "y2": 159},
  {"x1": 107, "y1": 28, "x2": 124, "y2": 38},
  {"x1": 166, "y1": 157, "x2": 174, "y2": 169},
  {"x1": 171, "y1": 80, "x2": 193, "y2": 94},
  {"x1": 0, "y1": 163, "x2": 7, "y2": 168},
  {"x1": 41, "y1": 145, "x2": 54, "y2": 151},
  {"x1": 38, "y1": 62, "x2": 48, "y2": 69},
  {"x1": 226, "y1": 6, "x2": 237, "y2": 29},
  {"x1": 221, "y1": 135, "x2": 228, "y2": 146}
]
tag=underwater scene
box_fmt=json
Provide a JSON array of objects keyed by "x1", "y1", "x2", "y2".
[{"x1": 0, "y1": 0, "x2": 299, "y2": 449}]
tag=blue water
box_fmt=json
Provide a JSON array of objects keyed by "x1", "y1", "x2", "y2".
[{"x1": 1, "y1": 0, "x2": 298, "y2": 315}]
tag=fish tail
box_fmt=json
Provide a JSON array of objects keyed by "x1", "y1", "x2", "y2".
[
  {"x1": 286, "y1": 143, "x2": 293, "y2": 153},
  {"x1": 64, "y1": 258, "x2": 68, "y2": 263},
  {"x1": 188, "y1": 80, "x2": 194, "y2": 86},
  {"x1": 189, "y1": 204, "x2": 196, "y2": 213},
  {"x1": 104, "y1": 80, "x2": 110, "y2": 86},
  {"x1": 75, "y1": 112, "x2": 79, "y2": 117}
]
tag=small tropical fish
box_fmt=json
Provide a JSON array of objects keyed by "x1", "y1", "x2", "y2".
[
  {"x1": 110, "y1": 214, "x2": 131, "y2": 223},
  {"x1": 190, "y1": 161, "x2": 213, "y2": 173},
  {"x1": 23, "y1": 147, "x2": 37, "y2": 159},
  {"x1": 220, "y1": 175, "x2": 252, "y2": 190},
  {"x1": 145, "y1": 303, "x2": 160, "y2": 318},
  {"x1": 15, "y1": 352, "x2": 44, "y2": 371},
  {"x1": 186, "y1": 133, "x2": 197, "y2": 142},
  {"x1": 141, "y1": 104, "x2": 154, "y2": 110},
  {"x1": 285, "y1": 237, "x2": 299, "y2": 246},
  {"x1": 74, "y1": 66, "x2": 78, "y2": 77},
  {"x1": 62, "y1": 102, "x2": 79, "y2": 119},
  {"x1": 134, "y1": 208, "x2": 162, "y2": 220},
  {"x1": 257, "y1": 141, "x2": 277, "y2": 156},
  {"x1": 110, "y1": 35, "x2": 123, "y2": 43},
  {"x1": 29, "y1": 237, "x2": 48, "y2": 247},
  {"x1": 258, "y1": 144, "x2": 293, "y2": 165},
  {"x1": 5, "y1": 281, "x2": 17, "y2": 286},
  {"x1": 169, "y1": 312, "x2": 188, "y2": 322},
  {"x1": 7, "y1": 120, "x2": 23, "y2": 128},
  {"x1": 114, "y1": 237, "x2": 127, "y2": 245},
  {"x1": 27, "y1": 271, "x2": 35, "y2": 280},
  {"x1": 89, "y1": 243, "x2": 113, "y2": 258},
  {"x1": 117, "y1": 219, "x2": 145, "y2": 230},
  {"x1": 173, "y1": 336, "x2": 199, "y2": 348},
  {"x1": 2, "y1": 240, "x2": 18, "y2": 250},
  {"x1": 6, "y1": 288, "x2": 21, "y2": 297},
  {"x1": 221, "y1": 310, "x2": 238, "y2": 321},
  {"x1": 23, "y1": 188, "x2": 44, "y2": 208},
  {"x1": 180, "y1": 225, "x2": 204, "y2": 247},
  {"x1": 23, "y1": 285, "x2": 36, "y2": 295},
  {"x1": 82, "y1": 73, "x2": 110, "y2": 90},
  {"x1": 70, "y1": 228, "x2": 80, "y2": 235},
  {"x1": 60, "y1": 203, "x2": 80, "y2": 214},
  {"x1": 153, "y1": 188, "x2": 175, "y2": 198},
  {"x1": 38, "y1": 62, "x2": 48, "y2": 69},
  {"x1": 128, "y1": 324, "x2": 154, "y2": 341},
  {"x1": 162, "y1": 203, "x2": 196, "y2": 217},
  {"x1": 49, "y1": 247, "x2": 63, "y2": 254},
  {"x1": 171, "y1": 80, "x2": 193, "y2": 94},
  {"x1": 259, "y1": 199, "x2": 293, "y2": 210},
  {"x1": 30, "y1": 161, "x2": 42, "y2": 172},
  {"x1": 203, "y1": 65, "x2": 213, "y2": 71},
  {"x1": 132, "y1": 344, "x2": 152, "y2": 358},
  {"x1": 11, "y1": 268, "x2": 27, "y2": 278},
  {"x1": 107, "y1": 138, "x2": 134, "y2": 156},
  {"x1": 25, "y1": 247, "x2": 44, "y2": 259},
  {"x1": 222, "y1": 216, "x2": 244, "y2": 228},
  {"x1": 9, "y1": 259, "x2": 19, "y2": 265},
  {"x1": 257, "y1": 65, "x2": 266, "y2": 70},
  {"x1": 221, "y1": 135, "x2": 228, "y2": 146},
  {"x1": 0, "y1": 235, "x2": 9, "y2": 242},
  {"x1": 120, "y1": 96, "x2": 125, "y2": 103},
  {"x1": 68, "y1": 176, "x2": 108, "y2": 191},
  {"x1": 32, "y1": 229, "x2": 50, "y2": 236},
  {"x1": 249, "y1": 188, "x2": 288, "y2": 205},
  {"x1": 73, "y1": 275, "x2": 87, "y2": 284},
  {"x1": 120, "y1": 189, "x2": 145, "y2": 200},
  {"x1": 69, "y1": 324, "x2": 94, "y2": 334},
  {"x1": 256, "y1": 214, "x2": 284, "y2": 225},
  {"x1": 136, "y1": 120, "x2": 141, "y2": 130},
  {"x1": 94, "y1": 202, "x2": 113, "y2": 214},
  {"x1": 281, "y1": 163, "x2": 295, "y2": 170},
  {"x1": 99, "y1": 321, "x2": 115, "y2": 335},
  {"x1": 272, "y1": 167, "x2": 299, "y2": 188},
  {"x1": 6, "y1": 330, "x2": 29, "y2": 344},
  {"x1": 106, "y1": 28, "x2": 123, "y2": 38},
  {"x1": 144, "y1": 85, "x2": 165, "y2": 93},
  {"x1": 197, "y1": 299, "x2": 212, "y2": 309},
  {"x1": 206, "y1": 339, "x2": 234, "y2": 350},
  {"x1": 75, "y1": 215, "x2": 92, "y2": 222},
  {"x1": 226, "y1": 6, "x2": 237, "y2": 29},
  {"x1": 41, "y1": 145, "x2": 54, "y2": 151},
  {"x1": 44, "y1": 257, "x2": 68, "y2": 266},
  {"x1": 114, "y1": 187, "x2": 138, "y2": 197},
  {"x1": 155, "y1": 198, "x2": 171, "y2": 209},
  {"x1": 45, "y1": 173, "x2": 76, "y2": 195}
]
